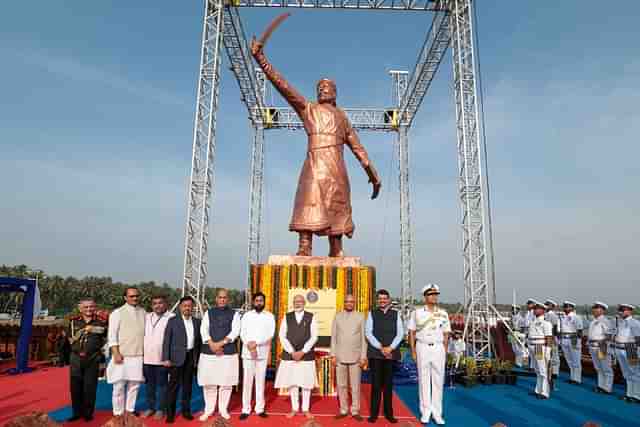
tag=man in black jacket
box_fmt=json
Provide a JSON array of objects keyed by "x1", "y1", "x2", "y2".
[{"x1": 162, "y1": 296, "x2": 201, "y2": 423}]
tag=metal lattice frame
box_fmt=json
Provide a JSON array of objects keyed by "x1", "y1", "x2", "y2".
[
  {"x1": 182, "y1": 0, "x2": 495, "y2": 361},
  {"x1": 450, "y1": 0, "x2": 492, "y2": 359},
  {"x1": 182, "y1": 0, "x2": 225, "y2": 316}
]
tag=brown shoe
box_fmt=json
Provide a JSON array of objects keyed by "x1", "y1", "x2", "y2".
[
  {"x1": 352, "y1": 414, "x2": 364, "y2": 422},
  {"x1": 335, "y1": 413, "x2": 349, "y2": 420}
]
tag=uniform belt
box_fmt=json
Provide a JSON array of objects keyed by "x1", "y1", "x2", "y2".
[
  {"x1": 560, "y1": 333, "x2": 577, "y2": 337},
  {"x1": 417, "y1": 341, "x2": 442, "y2": 346},
  {"x1": 589, "y1": 339, "x2": 606, "y2": 343},
  {"x1": 528, "y1": 339, "x2": 546, "y2": 344}
]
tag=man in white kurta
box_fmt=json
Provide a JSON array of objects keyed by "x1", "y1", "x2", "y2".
[
  {"x1": 614, "y1": 303, "x2": 640, "y2": 402},
  {"x1": 408, "y1": 284, "x2": 451, "y2": 425},
  {"x1": 275, "y1": 294, "x2": 318, "y2": 419},
  {"x1": 559, "y1": 301, "x2": 584, "y2": 384},
  {"x1": 588, "y1": 301, "x2": 614, "y2": 394},
  {"x1": 239, "y1": 292, "x2": 276, "y2": 419},
  {"x1": 528, "y1": 300, "x2": 553, "y2": 399},
  {"x1": 197, "y1": 289, "x2": 241, "y2": 421},
  {"x1": 106, "y1": 287, "x2": 146, "y2": 417}
]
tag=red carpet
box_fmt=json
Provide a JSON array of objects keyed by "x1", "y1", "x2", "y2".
[{"x1": 0, "y1": 367, "x2": 416, "y2": 427}]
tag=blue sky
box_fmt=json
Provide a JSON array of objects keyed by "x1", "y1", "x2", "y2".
[{"x1": 1, "y1": 1, "x2": 639, "y2": 304}]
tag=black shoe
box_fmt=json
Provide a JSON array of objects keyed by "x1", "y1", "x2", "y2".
[
  {"x1": 166, "y1": 415, "x2": 175, "y2": 424},
  {"x1": 239, "y1": 413, "x2": 250, "y2": 420},
  {"x1": 385, "y1": 416, "x2": 398, "y2": 424},
  {"x1": 83, "y1": 415, "x2": 94, "y2": 422},
  {"x1": 258, "y1": 412, "x2": 268, "y2": 418},
  {"x1": 182, "y1": 412, "x2": 194, "y2": 421},
  {"x1": 367, "y1": 417, "x2": 377, "y2": 423},
  {"x1": 66, "y1": 415, "x2": 82, "y2": 422},
  {"x1": 353, "y1": 414, "x2": 364, "y2": 422}
]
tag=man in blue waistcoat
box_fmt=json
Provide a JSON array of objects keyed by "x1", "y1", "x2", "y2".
[
  {"x1": 365, "y1": 289, "x2": 404, "y2": 424},
  {"x1": 197, "y1": 289, "x2": 241, "y2": 421}
]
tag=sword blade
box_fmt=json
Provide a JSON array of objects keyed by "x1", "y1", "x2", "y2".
[{"x1": 258, "y1": 12, "x2": 291, "y2": 47}]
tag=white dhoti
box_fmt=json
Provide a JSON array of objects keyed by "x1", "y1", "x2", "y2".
[
  {"x1": 242, "y1": 358, "x2": 268, "y2": 415},
  {"x1": 106, "y1": 356, "x2": 144, "y2": 415},
  {"x1": 198, "y1": 354, "x2": 239, "y2": 417},
  {"x1": 416, "y1": 342, "x2": 446, "y2": 421},
  {"x1": 589, "y1": 346, "x2": 613, "y2": 393},
  {"x1": 560, "y1": 336, "x2": 582, "y2": 383},
  {"x1": 615, "y1": 345, "x2": 640, "y2": 400},
  {"x1": 275, "y1": 360, "x2": 318, "y2": 412}
]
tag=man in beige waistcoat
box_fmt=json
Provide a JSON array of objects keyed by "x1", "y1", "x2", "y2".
[
  {"x1": 106, "y1": 286, "x2": 146, "y2": 418},
  {"x1": 330, "y1": 294, "x2": 367, "y2": 421}
]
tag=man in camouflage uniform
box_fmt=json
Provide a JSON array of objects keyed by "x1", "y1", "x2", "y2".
[{"x1": 66, "y1": 297, "x2": 108, "y2": 422}]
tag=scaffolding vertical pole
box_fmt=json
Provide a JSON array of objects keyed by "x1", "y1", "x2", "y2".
[
  {"x1": 450, "y1": 0, "x2": 492, "y2": 359},
  {"x1": 182, "y1": 0, "x2": 225, "y2": 316},
  {"x1": 245, "y1": 124, "x2": 265, "y2": 306},
  {"x1": 397, "y1": 125, "x2": 413, "y2": 319}
]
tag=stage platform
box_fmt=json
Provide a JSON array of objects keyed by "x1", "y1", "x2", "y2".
[{"x1": 1, "y1": 365, "x2": 637, "y2": 427}]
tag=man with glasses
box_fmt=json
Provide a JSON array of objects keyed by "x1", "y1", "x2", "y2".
[{"x1": 106, "y1": 286, "x2": 146, "y2": 420}]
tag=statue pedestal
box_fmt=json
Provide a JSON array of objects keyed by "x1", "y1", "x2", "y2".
[
  {"x1": 267, "y1": 255, "x2": 361, "y2": 268},
  {"x1": 249, "y1": 256, "x2": 376, "y2": 397}
]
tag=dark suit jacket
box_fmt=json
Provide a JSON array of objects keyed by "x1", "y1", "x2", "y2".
[{"x1": 162, "y1": 314, "x2": 201, "y2": 367}]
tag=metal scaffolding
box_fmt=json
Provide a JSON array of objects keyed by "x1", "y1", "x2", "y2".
[{"x1": 182, "y1": 0, "x2": 495, "y2": 359}]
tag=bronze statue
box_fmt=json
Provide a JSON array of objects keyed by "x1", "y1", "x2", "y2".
[{"x1": 251, "y1": 14, "x2": 382, "y2": 257}]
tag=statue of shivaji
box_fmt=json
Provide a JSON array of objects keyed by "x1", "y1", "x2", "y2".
[{"x1": 251, "y1": 15, "x2": 382, "y2": 257}]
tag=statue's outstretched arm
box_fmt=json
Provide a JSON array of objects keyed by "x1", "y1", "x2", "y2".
[
  {"x1": 251, "y1": 40, "x2": 307, "y2": 118},
  {"x1": 345, "y1": 119, "x2": 382, "y2": 200}
]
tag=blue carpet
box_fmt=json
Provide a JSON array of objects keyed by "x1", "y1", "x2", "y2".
[
  {"x1": 49, "y1": 382, "x2": 205, "y2": 423},
  {"x1": 394, "y1": 372, "x2": 636, "y2": 427}
]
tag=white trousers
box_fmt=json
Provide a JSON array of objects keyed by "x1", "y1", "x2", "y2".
[
  {"x1": 559, "y1": 337, "x2": 582, "y2": 383},
  {"x1": 615, "y1": 346, "x2": 640, "y2": 399},
  {"x1": 112, "y1": 380, "x2": 142, "y2": 415},
  {"x1": 511, "y1": 340, "x2": 524, "y2": 367},
  {"x1": 416, "y1": 342, "x2": 446, "y2": 420},
  {"x1": 533, "y1": 347, "x2": 551, "y2": 398},
  {"x1": 242, "y1": 358, "x2": 268, "y2": 414},
  {"x1": 550, "y1": 341, "x2": 560, "y2": 376},
  {"x1": 203, "y1": 385, "x2": 232, "y2": 416},
  {"x1": 289, "y1": 387, "x2": 312, "y2": 412},
  {"x1": 589, "y1": 347, "x2": 613, "y2": 392}
]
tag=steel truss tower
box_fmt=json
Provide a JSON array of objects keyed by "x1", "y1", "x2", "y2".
[{"x1": 182, "y1": 0, "x2": 495, "y2": 359}]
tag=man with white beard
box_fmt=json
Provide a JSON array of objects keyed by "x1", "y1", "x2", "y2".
[
  {"x1": 274, "y1": 294, "x2": 319, "y2": 419},
  {"x1": 239, "y1": 292, "x2": 276, "y2": 420}
]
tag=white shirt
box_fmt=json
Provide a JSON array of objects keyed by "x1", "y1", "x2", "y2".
[
  {"x1": 528, "y1": 315, "x2": 552, "y2": 341},
  {"x1": 559, "y1": 311, "x2": 583, "y2": 333},
  {"x1": 545, "y1": 311, "x2": 559, "y2": 330},
  {"x1": 200, "y1": 308, "x2": 241, "y2": 345},
  {"x1": 279, "y1": 310, "x2": 318, "y2": 354},
  {"x1": 407, "y1": 306, "x2": 451, "y2": 344},
  {"x1": 523, "y1": 309, "x2": 535, "y2": 330},
  {"x1": 183, "y1": 317, "x2": 195, "y2": 350},
  {"x1": 615, "y1": 316, "x2": 640, "y2": 344},
  {"x1": 588, "y1": 315, "x2": 612, "y2": 341},
  {"x1": 240, "y1": 310, "x2": 276, "y2": 359}
]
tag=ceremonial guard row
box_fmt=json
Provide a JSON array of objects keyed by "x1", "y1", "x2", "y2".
[
  {"x1": 511, "y1": 299, "x2": 640, "y2": 401},
  {"x1": 65, "y1": 284, "x2": 451, "y2": 425}
]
